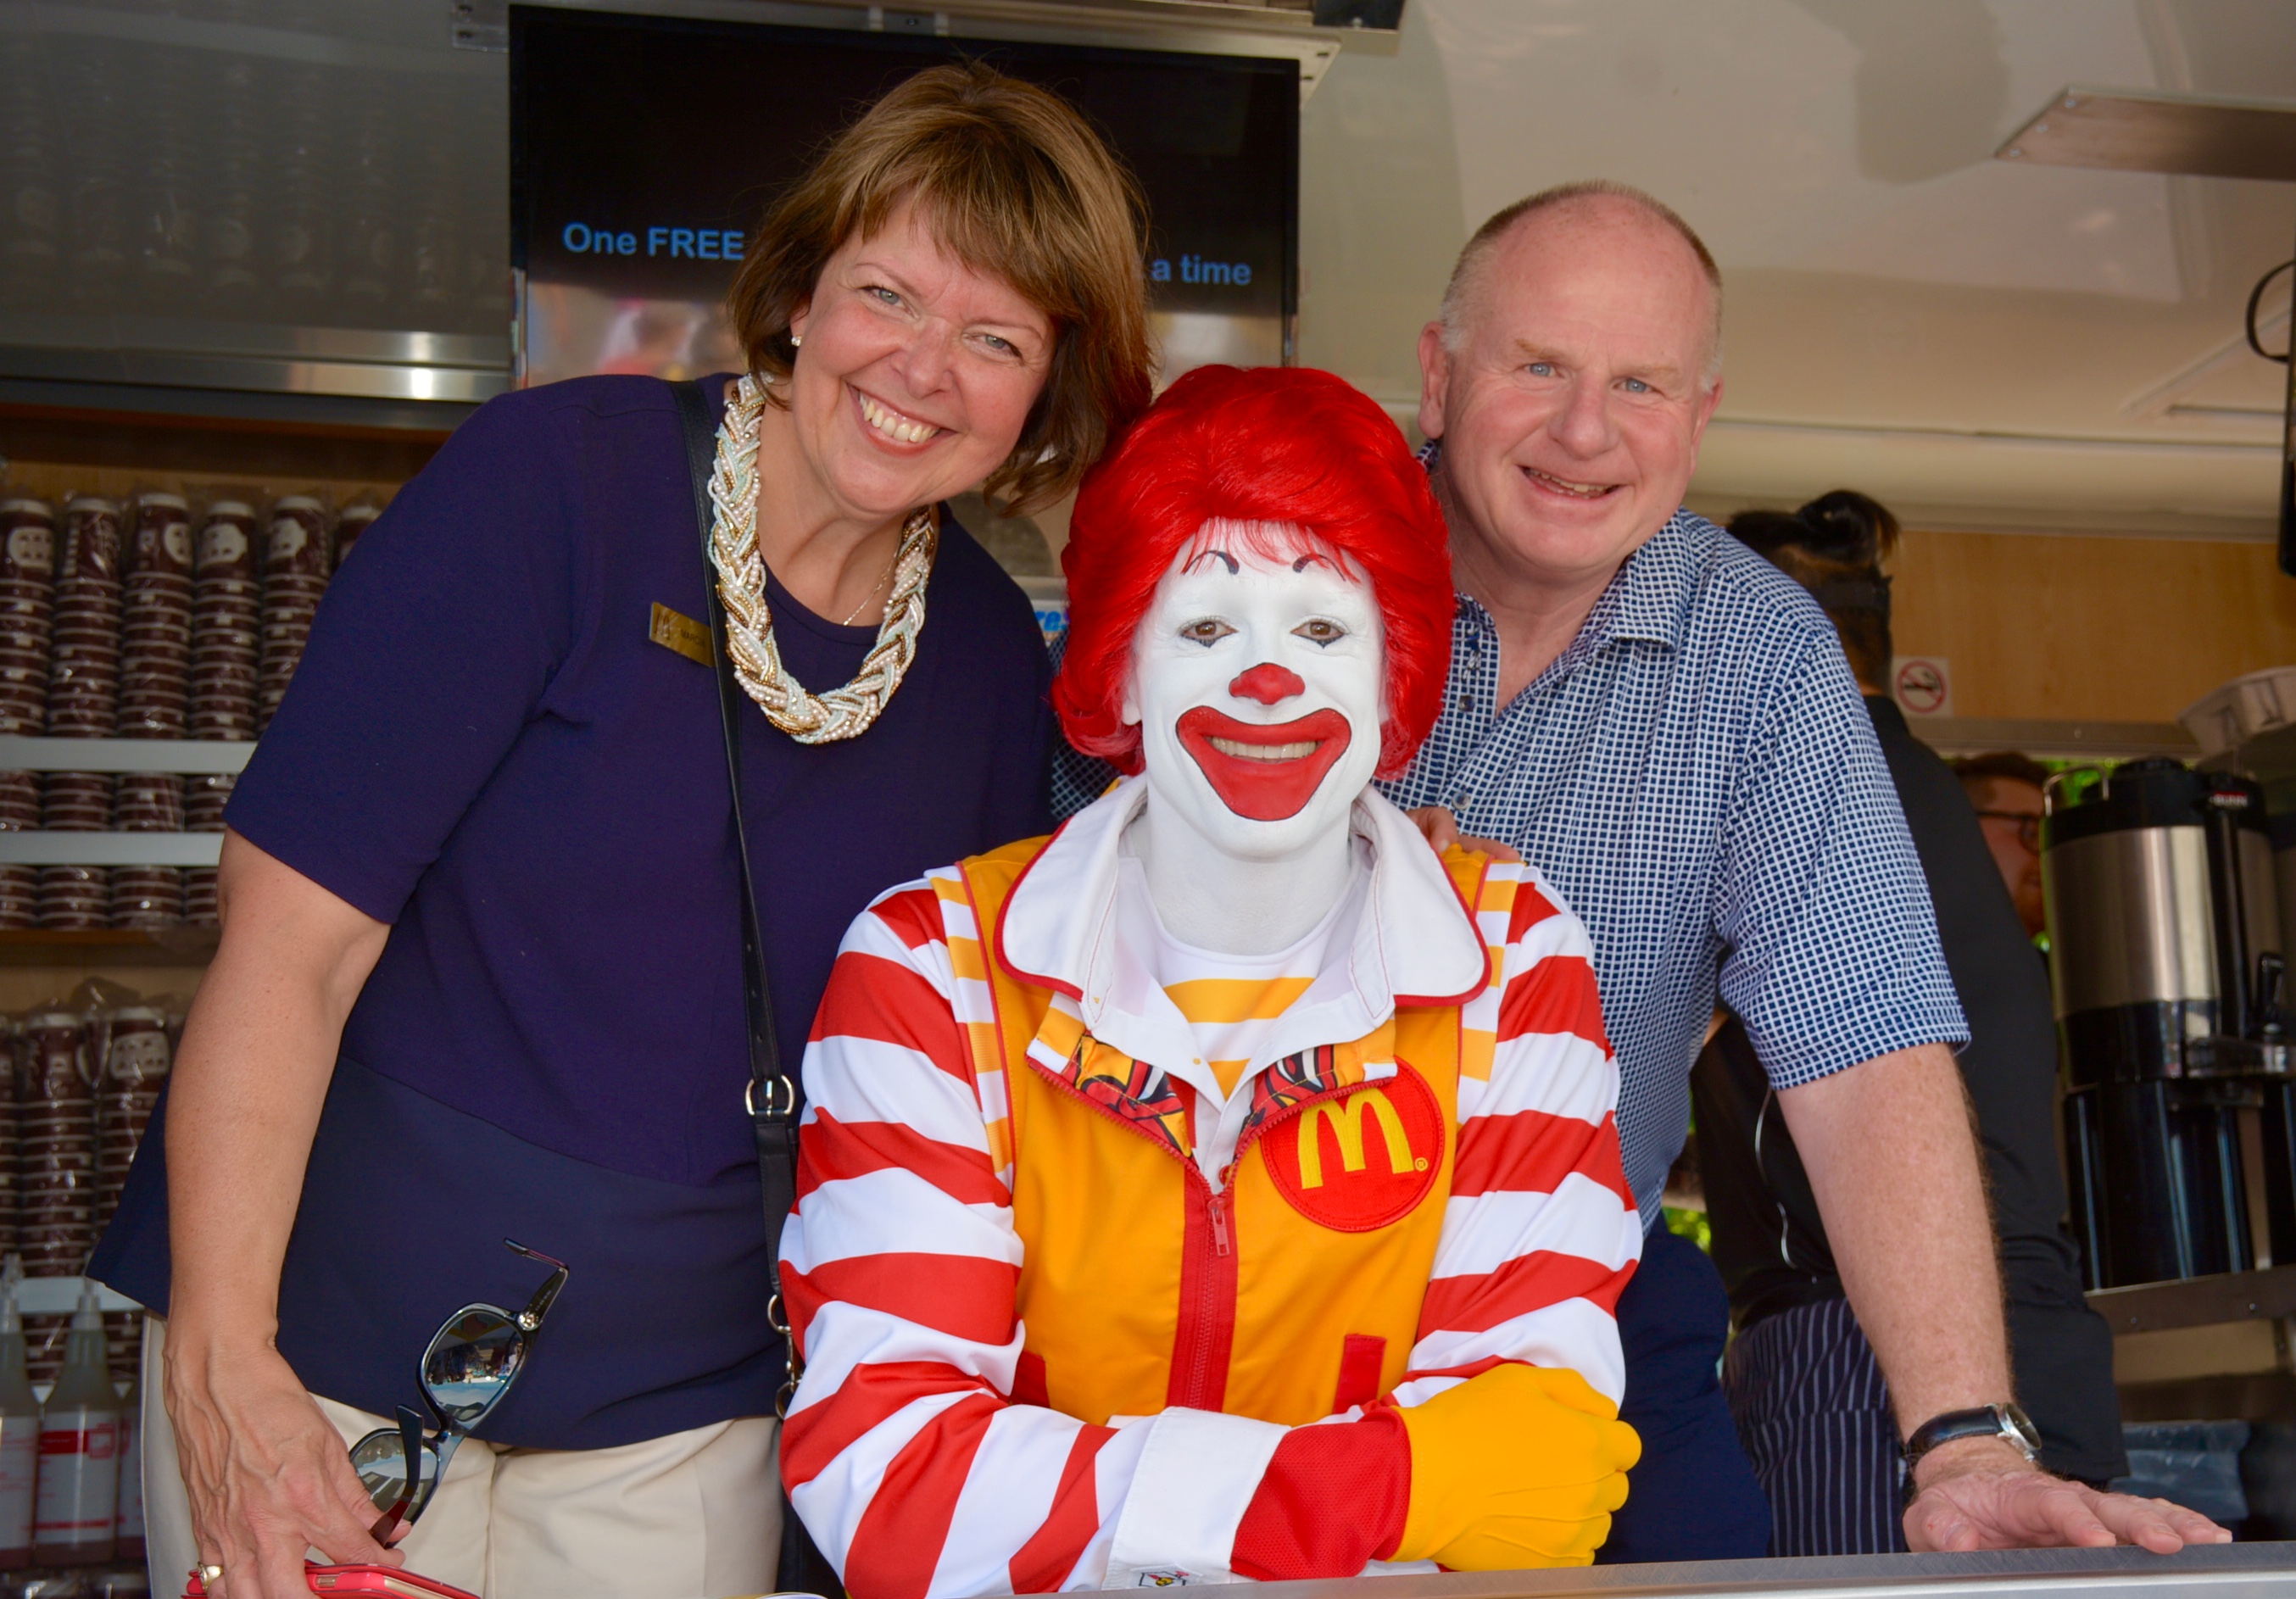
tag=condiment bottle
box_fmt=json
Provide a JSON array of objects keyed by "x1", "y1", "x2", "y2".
[
  {"x1": 114, "y1": 1361, "x2": 142, "y2": 1563},
  {"x1": 0, "y1": 1264, "x2": 38, "y2": 1568},
  {"x1": 31, "y1": 1284, "x2": 117, "y2": 1565}
]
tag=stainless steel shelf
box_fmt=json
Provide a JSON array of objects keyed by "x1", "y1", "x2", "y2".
[
  {"x1": 2087, "y1": 1265, "x2": 2296, "y2": 1335},
  {"x1": 0, "y1": 313, "x2": 512, "y2": 407},
  {"x1": 0, "y1": 834, "x2": 222, "y2": 868},
  {"x1": 0, "y1": 738, "x2": 254, "y2": 775},
  {"x1": 0, "y1": 313, "x2": 508, "y2": 370},
  {"x1": 0, "y1": 376, "x2": 478, "y2": 435}
]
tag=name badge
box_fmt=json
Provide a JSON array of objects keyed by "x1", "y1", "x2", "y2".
[{"x1": 649, "y1": 602, "x2": 713, "y2": 667}]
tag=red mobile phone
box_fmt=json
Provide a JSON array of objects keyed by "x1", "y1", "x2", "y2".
[{"x1": 185, "y1": 1564, "x2": 481, "y2": 1599}]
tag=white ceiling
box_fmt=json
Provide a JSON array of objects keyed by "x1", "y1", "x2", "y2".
[{"x1": 1294, "y1": 0, "x2": 2296, "y2": 537}]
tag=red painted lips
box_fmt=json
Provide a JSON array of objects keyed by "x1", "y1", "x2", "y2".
[{"x1": 1175, "y1": 706, "x2": 1354, "y2": 822}]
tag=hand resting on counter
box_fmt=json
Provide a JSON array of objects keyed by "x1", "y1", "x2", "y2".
[{"x1": 1905, "y1": 1435, "x2": 2229, "y2": 1555}]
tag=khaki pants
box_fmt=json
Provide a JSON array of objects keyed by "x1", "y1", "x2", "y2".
[{"x1": 142, "y1": 1318, "x2": 783, "y2": 1599}]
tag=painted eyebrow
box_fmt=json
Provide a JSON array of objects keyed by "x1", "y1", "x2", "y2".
[
  {"x1": 1291, "y1": 552, "x2": 1337, "y2": 573},
  {"x1": 1183, "y1": 549, "x2": 1241, "y2": 575}
]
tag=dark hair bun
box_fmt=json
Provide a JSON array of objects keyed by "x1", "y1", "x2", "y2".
[
  {"x1": 1793, "y1": 489, "x2": 1899, "y2": 566},
  {"x1": 1723, "y1": 509, "x2": 1812, "y2": 562}
]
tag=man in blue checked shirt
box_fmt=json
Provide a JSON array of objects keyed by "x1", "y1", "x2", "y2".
[{"x1": 1056, "y1": 180, "x2": 2226, "y2": 1563}]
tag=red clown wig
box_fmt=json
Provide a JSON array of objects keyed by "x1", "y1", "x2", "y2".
[{"x1": 1053, "y1": 364, "x2": 1454, "y2": 780}]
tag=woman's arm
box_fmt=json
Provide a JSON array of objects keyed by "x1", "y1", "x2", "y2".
[{"x1": 164, "y1": 830, "x2": 396, "y2": 1599}]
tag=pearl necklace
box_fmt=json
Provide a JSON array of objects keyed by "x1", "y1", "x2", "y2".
[{"x1": 707, "y1": 373, "x2": 937, "y2": 744}]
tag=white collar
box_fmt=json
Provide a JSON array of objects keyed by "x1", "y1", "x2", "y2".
[{"x1": 996, "y1": 776, "x2": 1491, "y2": 1097}]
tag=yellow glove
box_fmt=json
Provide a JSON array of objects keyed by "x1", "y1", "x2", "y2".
[{"x1": 1391, "y1": 1364, "x2": 1641, "y2": 1570}]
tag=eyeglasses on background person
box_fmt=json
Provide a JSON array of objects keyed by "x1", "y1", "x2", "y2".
[{"x1": 1974, "y1": 809, "x2": 2043, "y2": 851}]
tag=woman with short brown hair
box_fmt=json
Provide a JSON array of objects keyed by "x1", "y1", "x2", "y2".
[
  {"x1": 730, "y1": 61, "x2": 1151, "y2": 513},
  {"x1": 91, "y1": 61, "x2": 1153, "y2": 1599}
]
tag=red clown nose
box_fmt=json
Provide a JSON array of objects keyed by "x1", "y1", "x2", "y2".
[{"x1": 1228, "y1": 663, "x2": 1306, "y2": 705}]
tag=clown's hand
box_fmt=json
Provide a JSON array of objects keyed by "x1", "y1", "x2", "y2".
[{"x1": 1390, "y1": 1364, "x2": 1641, "y2": 1570}]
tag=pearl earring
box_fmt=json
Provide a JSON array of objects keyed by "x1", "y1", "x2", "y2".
[{"x1": 789, "y1": 332, "x2": 803, "y2": 348}]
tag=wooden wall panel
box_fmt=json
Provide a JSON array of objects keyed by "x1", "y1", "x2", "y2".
[{"x1": 1890, "y1": 531, "x2": 2296, "y2": 724}]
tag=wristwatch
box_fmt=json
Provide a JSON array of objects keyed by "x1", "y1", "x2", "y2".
[{"x1": 1905, "y1": 1403, "x2": 2042, "y2": 1470}]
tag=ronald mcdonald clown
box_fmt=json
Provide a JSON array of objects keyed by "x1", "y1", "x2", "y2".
[{"x1": 780, "y1": 365, "x2": 1644, "y2": 1596}]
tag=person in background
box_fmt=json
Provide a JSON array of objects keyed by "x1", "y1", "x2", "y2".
[
  {"x1": 1955, "y1": 752, "x2": 2053, "y2": 941},
  {"x1": 1698, "y1": 491, "x2": 2126, "y2": 1555}
]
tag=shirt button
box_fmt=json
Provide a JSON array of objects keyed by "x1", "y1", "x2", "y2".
[{"x1": 1455, "y1": 793, "x2": 1474, "y2": 810}]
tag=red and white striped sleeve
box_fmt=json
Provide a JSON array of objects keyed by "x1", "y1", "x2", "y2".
[
  {"x1": 1396, "y1": 860, "x2": 1641, "y2": 1408},
  {"x1": 786, "y1": 872, "x2": 1294, "y2": 1599},
  {"x1": 782, "y1": 872, "x2": 1127, "y2": 1598}
]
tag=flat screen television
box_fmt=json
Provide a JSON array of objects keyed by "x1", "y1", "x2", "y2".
[{"x1": 510, "y1": 6, "x2": 1298, "y2": 393}]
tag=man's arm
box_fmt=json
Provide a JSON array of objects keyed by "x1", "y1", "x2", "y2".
[{"x1": 1779, "y1": 1045, "x2": 2226, "y2": 1553}]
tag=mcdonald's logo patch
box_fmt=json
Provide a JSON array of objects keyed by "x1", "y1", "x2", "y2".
[{"x1": 1261, "y1": 1061, "x2": 1445, "y2": 1232}]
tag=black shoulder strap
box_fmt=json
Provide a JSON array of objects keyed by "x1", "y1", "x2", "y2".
[{"x1": 671, "y1": 379, "x2": 804, "y2": 1410}]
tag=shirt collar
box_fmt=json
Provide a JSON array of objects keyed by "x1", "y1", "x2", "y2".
[
  {"x1": 1422, "y1": 437, "x2": 1698, "y2": 656},
  {"x1": 995, "y1": 775, "x2": 1491, "y2": 1088}
]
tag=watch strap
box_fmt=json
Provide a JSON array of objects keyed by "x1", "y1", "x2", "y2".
[{"x1": 1905, "y1": 1403, "x2": 2041, "y2": 1467}]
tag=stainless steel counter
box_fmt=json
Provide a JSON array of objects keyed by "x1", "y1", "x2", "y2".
[
  {"x1": 1060, "y1": 1544, "x2": 2296, "y2": 1599},
  {"x1": 2088, "y1": 1266, "x2": 2296, "y2": 1334}
]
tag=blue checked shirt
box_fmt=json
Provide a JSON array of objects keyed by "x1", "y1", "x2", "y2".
[{"x1": 1050, "y1": 505, "x2": 1967, "y2": 1228}]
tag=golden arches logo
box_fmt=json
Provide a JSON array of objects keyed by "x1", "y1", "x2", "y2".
[
  {"x1": 1296, "y1": 1088, "x2": 1420, "y2": 1189},
  {"x1": 1264, "y1": 1061, "x2": 1444, "y2": 1232}
]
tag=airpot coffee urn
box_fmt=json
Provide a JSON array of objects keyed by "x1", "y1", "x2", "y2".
[{"x1": 2046, "y1": 758, "x2": 2296, "y2": 1290}]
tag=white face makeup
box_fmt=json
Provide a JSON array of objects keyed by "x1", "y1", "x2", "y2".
[{"x1": 1123, "y1": 522, "x2": 1385, "y2": 867}]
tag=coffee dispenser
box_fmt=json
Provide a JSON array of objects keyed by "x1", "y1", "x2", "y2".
[{"x1": 2046, "y1": 758, "x2": 2296, "y2": 1290}]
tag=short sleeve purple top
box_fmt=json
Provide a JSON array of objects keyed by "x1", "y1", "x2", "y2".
[{"x1": 92, "y1": 375, "x2": 1055, "y2": 1448}]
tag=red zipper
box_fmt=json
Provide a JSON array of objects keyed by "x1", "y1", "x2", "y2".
[
  {"x1": 1022, "y1": 1055, "x2": 1244, "y2": 1412},
  {"x1": 1170, "y1": 1160, "x2": 1238, "y2": 1411},
  {"x1": 1028, "y1": 1054, "x2": 1394, "y2": 1414}
]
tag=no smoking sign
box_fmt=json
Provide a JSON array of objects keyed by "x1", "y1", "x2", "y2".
[{"x1": 1892, "y1": 655, "x2": 1953, "y2": 717}]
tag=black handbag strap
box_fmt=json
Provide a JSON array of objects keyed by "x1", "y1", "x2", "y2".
[{"x1": 672, "y1": 379, "x2": 804, "y2": 1414}]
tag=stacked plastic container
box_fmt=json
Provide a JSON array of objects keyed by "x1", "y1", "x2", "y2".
[
  {"x1": 187, "y1": 502, "x2": 260, "y2": 745},
  {"x1": 0, "y1": 484, "x2": 376, "y2": 933},
  {"x1": 180, "y1": 772, "x2": 229, "y2": 927},
  {"x1": 0, "y1": 990, "x2": 174, "y2": 1388},
  {"x1": 38, "y1": 502, "x2": 124, "y2": 933},
  {"x1": 0, "y1": 502, "x2": 53, "y2": 927},
  {"x1": 14, "y1": 1013, "x2": 94, "y2": 1387},
  {"x1": 92, "y1": 1010, "x2": 164, "y2": 1365},
  {"x1": 258, "y1": 498, "x2": 330, "y2": 733},
  {"x1": 43, "y1": 504, "x2": 120, "y2": 742},
  {"x1": 110, "y1": 495, "x2": 197, "y2": 931},
  {"x1": 335, "y1": 503, "x2": 379, "y2": 564},
  {"x1": 115, "y1": 496, "x2": 192, "y2": 743}
]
